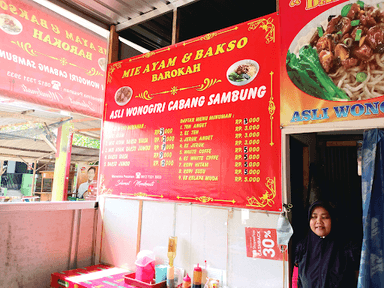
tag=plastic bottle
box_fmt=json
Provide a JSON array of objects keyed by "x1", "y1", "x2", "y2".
[
  {"x1": 167, "y1": 266, "x2": 175, "y2": 288},
  {"x1": 182, "y1": 273, "x2": 191, "y2": 288},
  {"x1": 192, "y1": 264, "x2": 202, "y2": 288},
  {"x1": 167, "y1": 236, "x2": 177, "y2": 267}
]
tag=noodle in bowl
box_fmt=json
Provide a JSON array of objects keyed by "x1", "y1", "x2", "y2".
[
  {"x1": 288, "y1": 0, "x2": 384, "y2": 101},
  {"x1": 329, "y1": 53, "x2": 384, "y2": 100},
  {"x1": 0, "y1": 14, "x2": 22, "y2": 35},
  {"x1": 227, "y1": 59, "x2": 259, "y2": 86}
]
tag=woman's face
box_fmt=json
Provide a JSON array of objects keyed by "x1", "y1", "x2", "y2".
[{"x1": 310, "y1": 206, "x2": 332, "y2": 237}]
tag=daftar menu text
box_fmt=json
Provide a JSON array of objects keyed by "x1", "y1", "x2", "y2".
[{"x1": 101, "y1": 13, "x2": 281, "y2": 211}]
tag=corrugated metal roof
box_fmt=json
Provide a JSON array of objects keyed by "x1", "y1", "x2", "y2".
[
  {"x1": 0, "y1": 99, "x2": 71, "y2": 126},
  {"x1": 45, "y1": 0, "x2": 277, "y2": 51},
  {"x1": 47, "y1": 0, "x2": 199, "y2": 31},
  {"x1": 0, "y1": 97, "x2": 100, "y2": 163},
  {"x1": 0, "y1": 138, "x2": 99, "y2": 163}
]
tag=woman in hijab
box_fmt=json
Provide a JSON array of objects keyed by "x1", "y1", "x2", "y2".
[{"x1": 293, "y1": 200, "x2": 360, "y2": 288}]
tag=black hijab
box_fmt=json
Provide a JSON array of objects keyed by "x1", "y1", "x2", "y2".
[{"x1": 295, "y1": 201, "x2": 359, "y2": 288}]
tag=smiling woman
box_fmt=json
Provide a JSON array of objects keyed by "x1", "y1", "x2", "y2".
[
  {"x1": 293, "y1": 200, "x2": 361, "y2": 288},
  {"x1": 309, "y1": 205, "x2": 332, "y2": 238}
]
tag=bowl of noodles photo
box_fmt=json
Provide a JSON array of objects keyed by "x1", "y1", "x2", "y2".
[
  {"x1": 115, "y1": 86, "x2": 133, "y2": 106},
  {"x1": 227, "y1": 59, "x2": 259, "y2": 86},
  {"x1": 0, "y1": 14, "x2": 22, "y2": 35},
  {"x1": 287, "y1": 0, "x2": 384, "y2": 101}
]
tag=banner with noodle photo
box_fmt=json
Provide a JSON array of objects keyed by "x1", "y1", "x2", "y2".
[{"x1": 280, "y1": 0, "x2": 384, "y2": 125}]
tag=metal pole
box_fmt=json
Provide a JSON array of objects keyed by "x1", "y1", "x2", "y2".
[{"x1": 31, "y1": 160, "x2": 37, "y2": 196}]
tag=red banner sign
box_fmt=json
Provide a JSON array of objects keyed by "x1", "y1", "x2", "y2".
[
  {"x1": 280, "y1": 0, "x2": 384, "y2": 126},
  {"x1": 245, "y1": 227, "x2": 285, "y2": 261},
  {"x1": 100, "y1": 14, "x2": 281, "y2": 211},
  {"x1": 0, "y1": 0, "x2": 107, "y2": 118}
]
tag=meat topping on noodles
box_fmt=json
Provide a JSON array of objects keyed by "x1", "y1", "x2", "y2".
[{"x1": 308, "y1": 2, "x2": 384, "y2": 100}]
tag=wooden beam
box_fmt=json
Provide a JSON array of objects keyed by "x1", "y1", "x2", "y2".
[
  {"x1": 36, "y1": 153, "x2": 55, "y2": 162},
  {"x1": 71, "y1": 118, "x2": 98, "y2": 123},
  {"x1": 0, "y1": 145, "x2": 52, "y2": 153},
  {"x1": 74, "y1": 130, "x2": 100, "y2": 140},
  {"x1": 40, "y1": 134, "x2": 57, "y2": 153},
  {"x1": 76, "y1": 127, "x2": 101, "y2": 132},
  {"x1": 0, "y1": 153, "x2": 52, "y2": 162},
  {"x1": 108, "y1": 25, "x2": 119, "y2": 64},
  {"x1": 136, "y1": 200, "x2": 143, "y2": 255},
  {"x1": 326, "y1": 141, "x2": 357, "y2": 147},
  {"x1": 172, "y1": 8, "x2": 180, "y2": 45},
  {"x1": 0, "y1": 111, "x2": 70, "y2": 124},
  {"x1": 31, "y1": 160, "x2": 37, "y2": 196},
  {"x1": 14, "y1": 153, "x2": 55, "y2": 166}
]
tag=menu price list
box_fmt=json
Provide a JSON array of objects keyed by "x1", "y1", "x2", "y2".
[
  {"x1": 153, "y1": 127, "x2": 175, "y2": 168},
  {"x1": 178, "y1": 115, "x2": 219, "y2": 182},
  {"x1": 234, "y1": 117, "x2": 261, "y2": 184},
  {"x1": 101, "y1": 112, "x2": 265, "y2": 190}
]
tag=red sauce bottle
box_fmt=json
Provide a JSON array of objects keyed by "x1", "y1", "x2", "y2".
[
  {"x1": 182, "y1": 273, "x2": 191, "y2": 288},
  {"x1": 192, "y1": 264, "x2": 202, "y2": 288}
]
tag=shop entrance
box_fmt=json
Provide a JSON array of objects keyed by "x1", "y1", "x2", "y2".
[{"x1": 289, "y1": 132, "x2": 363, "y2": 272}]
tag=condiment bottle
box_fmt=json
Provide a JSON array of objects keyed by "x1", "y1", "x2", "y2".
[
  {"x1": 167, "y1": 237, "x2": 177, "y2": 288},
  {"x1": 167, "y1": 236, "x2": 177, "y2": 267},
  {"x1": 192, "y1": 264, "x2": 202, "y2": 288},
  {"x1": 182, "y1": 273, "x2": 191, "y2": 288},
  {"x1": 167, "y1": 266, "x2": 175, "y2": 288}
]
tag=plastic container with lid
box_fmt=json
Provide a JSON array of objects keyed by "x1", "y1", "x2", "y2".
[{"x1": 135, "y1": 250, "x2": 156, "y2": 283}]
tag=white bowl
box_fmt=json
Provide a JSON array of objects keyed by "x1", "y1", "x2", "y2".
[
  {"x1": 226, "y1": 59, "x2": 259, "y2": 86},
  {"x1": 0, "y1": 14, "x2": 22, "y2": 35},
  {"x1": 115, "y1": 86, "x2": 133, "y2": 106}
]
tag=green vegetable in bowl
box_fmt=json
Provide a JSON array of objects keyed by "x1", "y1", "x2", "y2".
[
  {"x1": 228, "y1": 72, "x2": 249, "y2": 82},
  {"x1": 355, "y1": 29, "x2": 362, "y2": 41},
  {"x1": 357, "y1": 1, "x2": 365, "y2": 9},
  {"x1": 286, "y1": 46, "x2": 350, "y2": 101},
  {"x1": 287, "y1": 52, "x2": 325, "y2": 97},
  {"x1": 341, "y1": 1, "x2": 365, "y2": 17},
  {"x1": 317, "y1": 26, "x2": 324, "y2": 37},
  {"x1": 341, "y1": 4, "x2": 352, "y2": 17},
  {"x1": 356, "y1": 72, "x2": 367, "y2": 82}
]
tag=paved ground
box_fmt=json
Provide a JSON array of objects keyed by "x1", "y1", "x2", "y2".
[{"x1": 5, "y1": 189, "x2": 23, "y2": 197}]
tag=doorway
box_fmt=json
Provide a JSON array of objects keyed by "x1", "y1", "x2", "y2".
[{"x1": 288, "y1": 132, "x2": 363, "y2": 271}]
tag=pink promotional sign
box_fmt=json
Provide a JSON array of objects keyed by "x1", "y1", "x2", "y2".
[
  {"x1": 245, "y1": 227, "x2": 285, "y2": 261},
  {"x1": 0, "y1": 0, "x2": 107, "y2": 117},
  {"x1": 100, "y1": 14, "x2": 282, "y2": 211}
]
